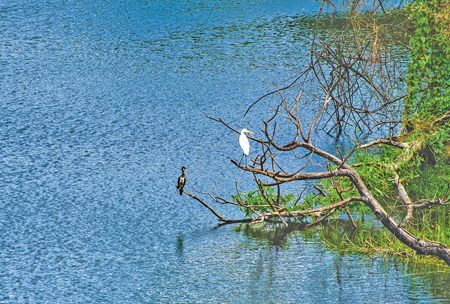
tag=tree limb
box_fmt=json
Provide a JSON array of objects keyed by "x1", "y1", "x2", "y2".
[
  {"x1": 394, "y1": 174, "x2": 414, "y2": 225},
  {"x1": 180, "y1": 188, "x2": 231, "y2": 222},
  {"x1": 359, "y1": 138, "x2": 410, "y2": 150}
]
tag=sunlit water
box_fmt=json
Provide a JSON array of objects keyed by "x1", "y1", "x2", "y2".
[{"x1": 1, "y1": 0, "x2": 449, "y2": 303}]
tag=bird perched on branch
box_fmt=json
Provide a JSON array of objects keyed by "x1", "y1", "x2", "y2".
[
  {"x1": 239, "y1": 128, "x2": 253, "y2": 167},
  {"x1": 177, "y1": 166, "x2": 186, "y2": 196}
]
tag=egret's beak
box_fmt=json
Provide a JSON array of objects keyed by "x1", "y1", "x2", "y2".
[{"x1": 248, "y1": 131, "x2": 254, "y2": 134}]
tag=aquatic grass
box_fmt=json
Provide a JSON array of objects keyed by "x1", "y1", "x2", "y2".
[{"x1": 318, "y1": 209, "x2": 450, "y2": 266}]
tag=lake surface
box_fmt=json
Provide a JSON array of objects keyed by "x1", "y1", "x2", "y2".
[{"x1": 1, "y1": 0, "x2": 449, "y2": 303}]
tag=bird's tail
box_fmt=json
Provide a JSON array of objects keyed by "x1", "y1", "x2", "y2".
[{"x1": 179, "y1": 189, "x2": 183, "y2": 196}]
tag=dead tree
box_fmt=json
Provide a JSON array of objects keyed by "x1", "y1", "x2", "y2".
[
  {"x1": 178, "y1": 0, "x2": 450, "y2": 266},
  {"x1": 180, "y1": 93, "x2": 450, "y2": 266}
]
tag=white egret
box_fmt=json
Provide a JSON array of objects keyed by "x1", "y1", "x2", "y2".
[
  {"x1": 239, "y1": 128, "x2": 254, "y2": 167},
  {"x1": 177, "y1": 166, "x2": 186, "y2": 196}
]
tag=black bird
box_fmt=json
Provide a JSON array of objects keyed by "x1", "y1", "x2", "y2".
[{"x1": 177, "y1": 166, "x2": 186, "y2": 196}]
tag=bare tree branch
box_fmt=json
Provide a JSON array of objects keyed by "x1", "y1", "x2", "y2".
[
  {"x1": 308, "y1": 94, "x2": 331, "y2": 144},
  {"x1": 359, "y1": 138, "x2": 410, "y2": 149},
  {"x1": 394, "y1": 174, "x2": 414, "y2": 225}
]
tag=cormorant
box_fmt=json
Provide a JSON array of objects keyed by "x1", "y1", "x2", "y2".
[{"x1": 177, "y1": 166, "x2": 186, "y2": 196}]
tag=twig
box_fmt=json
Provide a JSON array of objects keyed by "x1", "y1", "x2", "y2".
[{"x1": 182, "y1": 189, "x2": 230, "y2": 222}]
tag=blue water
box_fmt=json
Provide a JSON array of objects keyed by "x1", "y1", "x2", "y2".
[{"x1": 1, "y1": 0, "x2": 449, "y2": 303}]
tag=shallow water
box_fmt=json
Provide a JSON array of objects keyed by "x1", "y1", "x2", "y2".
[{"x1": 1, "y1": 0, "x2": 449, "y2": 303}]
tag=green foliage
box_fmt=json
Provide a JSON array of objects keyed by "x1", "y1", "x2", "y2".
[
  {"x1": 354, "y1": 150, "x2": 395, "y2": 193},
  {"x1": 404, "y1": 0, "x2": 450, "y2": 125},
  {"x1": 425, "y1": 124, "x2": 450, "y2": 152},
  {"x1": 402, "y1": 124, "x2": 450, "y2": 200},
  {"x1": 231, "y1": 185, "x2": 295, "y2": 218},
  {"x1": 300, "y1": 176, "x2": 371, "y2": 220},
  {"x1": 406, "y1": 154, "x2": 450, "y2": 200}
]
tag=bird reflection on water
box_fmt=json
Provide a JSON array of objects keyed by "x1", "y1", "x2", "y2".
[{"x1": 176, "y1": 231, "x2": 184, "y2": 257}]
